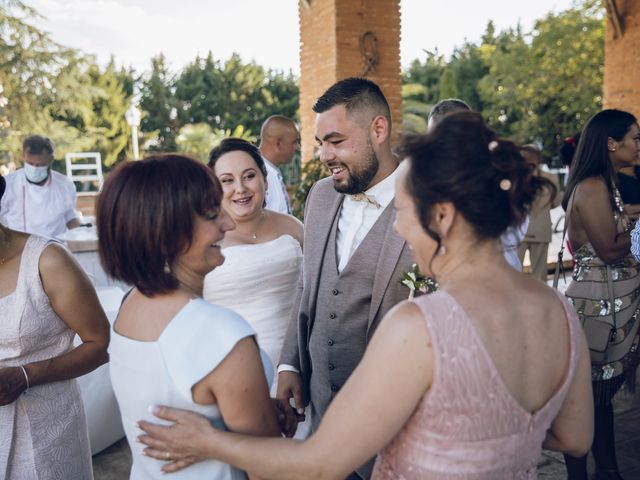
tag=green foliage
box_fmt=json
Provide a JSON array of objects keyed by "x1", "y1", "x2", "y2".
[
  {"x1": 140, "y1": 54, "x2": 177, "y2": 152},
  {"x1": 438, "y1": 68, "x2": 458, "y2": 99},
  {"x1": 170, "y1": 52, "x2": 299, "y2": 136},
  {"x1": 0, "y1": 1, "x2": 133, "y2": 166},
  {"x1": 402, "y1": 1, "x2": 604, "y2": 158},
  {"x1": 291, "y1": 156, "x2": 329, "y2": 221},
  {"x1": 175, "y1": 123, "x2": 256, "y2": 163}
]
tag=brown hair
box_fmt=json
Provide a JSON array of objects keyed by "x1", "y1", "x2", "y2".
[
  {"x1": 208, "y1": 138, "x2": 267, "y2": 178},
  {"x1": 401, "y1": 111, "x2": 549, "y2": 253},
  {"x1": 96, "y1": 154, "x2": 222, "y2": 296}
]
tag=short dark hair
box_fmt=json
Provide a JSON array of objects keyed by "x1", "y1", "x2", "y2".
[
  {"x1": 562, "y1": 109, "x2": 637, "y2": 210},
  {"x1": 208, "y1": 138, "x2": 267, "y2": 178},
  {"x1": 22, "y1": 135, "x2": 54, "y2": 156},
  {"x1": 401, "y1": 111, "x2": 549, "y2": 257},
  {"x1": 0, "y1": 175, "x2": 5, "y2": 202},
  {"x1": 96, "y1": 154, "x2": 222, "y2": 296},
  {"x1": 313, "y1": 77, "x2": 391, "y2": 125},
  {"x1": 428, "y1": 98, "x2": 471, "y2": 126}
]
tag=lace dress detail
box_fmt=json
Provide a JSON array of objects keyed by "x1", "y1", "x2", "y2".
[
  {"x1": 0, "y1": 235, "x2": 92, "y2": 479},
  {"x1": 371, "y1": 290, "x2": 582, "y2": 479}
]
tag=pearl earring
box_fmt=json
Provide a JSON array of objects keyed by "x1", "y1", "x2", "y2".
[{"x1": 163, "y1": 260, "x2": 171, "y2": 274}]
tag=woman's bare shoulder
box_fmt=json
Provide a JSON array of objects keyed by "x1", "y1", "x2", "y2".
[
  {"x1": 265, "y1": 210, "x2": 303, "y2": 245},
  {"x1": 575, "y1": 176, "x2": 608, "y2": 197}
]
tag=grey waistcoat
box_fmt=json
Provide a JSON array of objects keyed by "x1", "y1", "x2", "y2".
[{"x1": 308, "y1": 203, "x2": 392, "y2": 429}]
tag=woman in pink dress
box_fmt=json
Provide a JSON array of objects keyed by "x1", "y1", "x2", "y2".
[{"x1": 137, "y1": 112, "x2": 594, "y2": 479}]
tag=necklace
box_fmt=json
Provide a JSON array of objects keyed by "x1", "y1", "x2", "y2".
[{"x1": 241, "y1": 211, "x2": 266, "y2": 241}]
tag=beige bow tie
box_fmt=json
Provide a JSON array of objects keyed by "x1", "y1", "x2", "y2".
[{"x1": 351, "y1": 192, "x2": 381, "y2": 209}]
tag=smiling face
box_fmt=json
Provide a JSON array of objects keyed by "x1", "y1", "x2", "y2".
[
  {"x1": 393, "y1": 161, "x2": 438, "y2": 276},
  {"x1": 610, "y1": 122, "x2": 640, "y2": 169},
  {"x1": 315, "y1": 105, "x2": 379, "y2": 194},
  {"x1": 213, "y1": 150, "x2": 267, "y2": 221},
  {"x1": 175, "y1": 207, "x2": 235, "y2": 276}
]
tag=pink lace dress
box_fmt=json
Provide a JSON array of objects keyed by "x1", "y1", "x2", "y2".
[
  {"x1": 372, "y1": 290, "x2": 582, "y2": 479},
  {"x1": 0, "y1": 235, "x2": 92, "y2": 479}
]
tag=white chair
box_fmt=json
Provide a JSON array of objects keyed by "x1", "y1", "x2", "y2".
[{"x1": 65, "y1": 152, "x2": 103, "y2": 195}]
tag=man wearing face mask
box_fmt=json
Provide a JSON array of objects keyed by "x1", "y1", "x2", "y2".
[{"x1": 0, "y1": 135, "x2": 80, "y2": 237}]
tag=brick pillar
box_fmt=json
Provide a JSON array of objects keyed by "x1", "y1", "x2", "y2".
[
  {"x1": 298, "y1": 0, "x2": 402, "y2": 163},
  {"x1": 604, "y1": 1, "x2": 640, "y2": 117}
]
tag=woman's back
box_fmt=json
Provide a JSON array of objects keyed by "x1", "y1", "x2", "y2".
[
  {"x1": 373, "y1": 277, "x2": 583, "y2": 479},
  {"x1": 110, "y1": 298, "x2": 268, "y2": 479}
]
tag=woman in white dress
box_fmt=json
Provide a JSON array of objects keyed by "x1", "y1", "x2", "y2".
[
  {"x1": 203, "y1": 138, "x2": 303, "y2": 380},
  {"x1": 0, "y1": 174, "x2": 110, "y2": 479},
  {"x1": 96, "y1": 154, "x2": 283, "y2": 479}
]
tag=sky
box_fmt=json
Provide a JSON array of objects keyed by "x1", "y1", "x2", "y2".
[{"x1": 25, "y1": 0, "x2": 577, "y2": 75}]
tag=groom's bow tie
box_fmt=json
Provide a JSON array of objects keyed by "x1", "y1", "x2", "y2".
[{"x1": 351, "y1": 192, "x2": 381, "y2": 209}]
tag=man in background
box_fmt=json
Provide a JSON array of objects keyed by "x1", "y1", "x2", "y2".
[
  {"x1": 259, "y1": 115, "x2": 300, "y2": 214},
  {"x1": 0, "y1": 135, "x2": 80, "y2": 237}
]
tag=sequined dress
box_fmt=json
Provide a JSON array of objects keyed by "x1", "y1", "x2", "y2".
[
  {"x1": 565, "y1": 186, "x2": 640, "y2": 388},
  {"x1": 371, "y1": 290, "x2": 583, "y2": 479}
]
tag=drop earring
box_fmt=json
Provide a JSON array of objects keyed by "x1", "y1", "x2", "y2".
[
  {"x1": 163, "y1": 260, "x2": 171, "y2": 274},
  {"x1": 438, "y1": 245, "x2": 447, "y2": 256}
]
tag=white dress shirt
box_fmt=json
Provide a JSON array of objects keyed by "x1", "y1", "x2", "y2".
[
  {"x1": 0, "y1": 169, "x2": 78, "y2": 238},
  {"x1": 501, "y1": 216, "x2": 529, "y2": 271},
  {"x1": 336, "y1": 168, "x2": 398, "y2": 272},
  {"x1": 263, "y1": 157, "x2": 291, "y2": 214}
]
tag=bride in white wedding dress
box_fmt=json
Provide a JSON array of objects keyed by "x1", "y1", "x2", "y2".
[{"x1": 203, "y1": 138, "x2": 303, "y2": 382}]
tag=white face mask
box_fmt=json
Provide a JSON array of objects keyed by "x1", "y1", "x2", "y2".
[{"x1": 24, "y1": 163, "x2": 50, "y2": 184}]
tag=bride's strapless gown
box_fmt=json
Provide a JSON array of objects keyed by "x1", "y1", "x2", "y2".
[{"x1": 203, "y1": 234, "x2": 302, "y2": 375}]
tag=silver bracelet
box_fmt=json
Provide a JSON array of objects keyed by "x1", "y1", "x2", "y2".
[{"x1": 19, "y1": 365, "x2": 29, "y2": 390}]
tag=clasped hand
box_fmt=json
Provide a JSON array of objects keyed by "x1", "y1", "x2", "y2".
[{"x1": 0, "y1": 367, "x2": 28, "y2": 406}]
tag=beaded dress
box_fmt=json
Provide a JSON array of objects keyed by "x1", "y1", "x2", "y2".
[
  {"x1": 565, "y1": 185, "x2": 640, "y2": 397},
  {"x1": 371, "y1": 290, "x2": 583, "y2": 479}
]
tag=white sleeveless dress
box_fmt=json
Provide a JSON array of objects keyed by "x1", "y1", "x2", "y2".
[
  {"x1": 0, "y1": 235, "x2": 92, "y2": 479},
  {"x1": 203, "y1": 234, "x2": 303, "y2": 376},
  {"x1": 109, "y1": 299, "x2": 273, "y2": 480}
]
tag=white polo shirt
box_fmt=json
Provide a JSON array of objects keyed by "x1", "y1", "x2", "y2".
[{"x1": 0, "y1": 169, "x2": 78, "y2": 238}]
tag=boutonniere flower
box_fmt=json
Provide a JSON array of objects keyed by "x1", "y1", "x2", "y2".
[{"x1": 401, "y1": 264, "x2": 438, "y2": 299}]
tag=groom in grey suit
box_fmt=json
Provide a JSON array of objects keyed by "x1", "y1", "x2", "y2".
[{"x1": 277, "y1": 78, "x2": 415, "y2": 480}]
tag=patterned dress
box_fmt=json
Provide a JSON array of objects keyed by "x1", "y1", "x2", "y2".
[
  {"x1": 0, "y1": 235, "x2": 92, "y2": 479},
  {"x1": 565, "y1": 186, "x2": 640, "y2": 396}
]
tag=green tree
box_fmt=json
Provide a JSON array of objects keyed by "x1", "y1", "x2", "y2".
[
  {"x1": 140, "y1": 54, "x2": 178, "y2": 151},
  {"x1": 175, "y1": 123, "x2": 256, "y2": 163},
  {"x1": 438, "y1": 68, "x2": 458, "y2": 99},
  {"x1": 478, "y1": 2, "x2": 604, "y2": 155},
  {"x1": 0, "y1": 1, "x2": 133, "y2": 166}
]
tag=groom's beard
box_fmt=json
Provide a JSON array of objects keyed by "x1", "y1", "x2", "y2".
[{"x1": 333, "y1": 142, "x2": 379, "y2": 195}]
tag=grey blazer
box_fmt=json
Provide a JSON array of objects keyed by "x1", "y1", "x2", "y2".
[{"x1": 279, "y1": 176, "x2": 415, "y2": 403}]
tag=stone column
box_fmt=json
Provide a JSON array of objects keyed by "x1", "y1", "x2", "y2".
[
  {"x1": 604, "y1": 1, "x2": 640, "y2": 117},
  {"x1": 298, "y1": 0, "x2": 402, "y2": 163}
]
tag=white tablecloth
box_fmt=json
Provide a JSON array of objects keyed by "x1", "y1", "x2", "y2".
[{"x1": 74, "y1": 286, "x2": 126, "y2": 455}]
